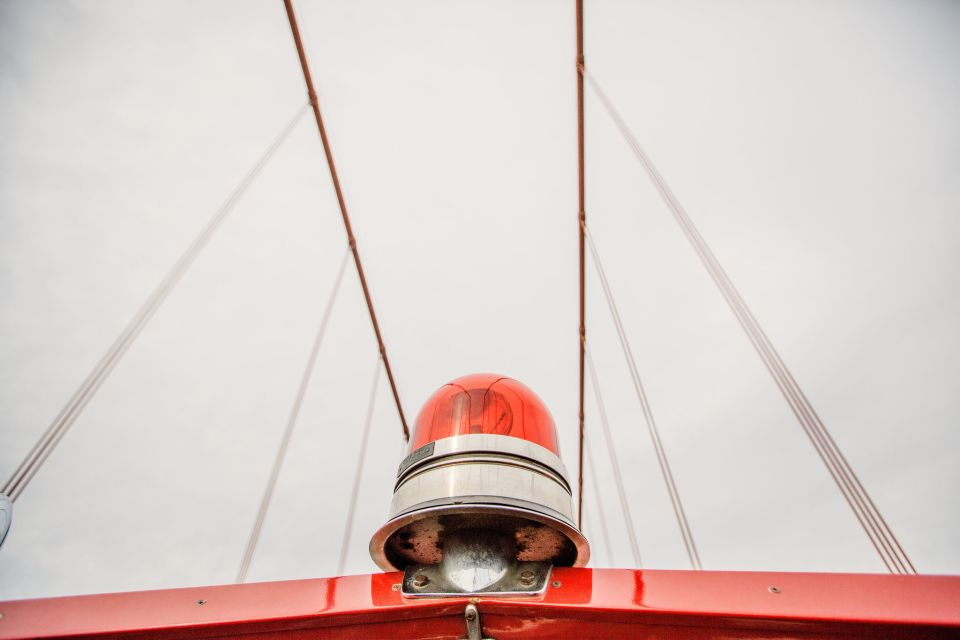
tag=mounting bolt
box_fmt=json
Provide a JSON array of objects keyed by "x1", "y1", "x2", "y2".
[
  {"x1": 768, "y1": 586, "x2": 781, "y2": 594},
  {"x1": 413, "y1": 574, "x2": 430, "y2": 588},
  {"x1": 463, "y1": 604, "x2": 483, "y2": 640},
  {"x1": 519, "y1": 570, "x2": 535, "y2": 586}
]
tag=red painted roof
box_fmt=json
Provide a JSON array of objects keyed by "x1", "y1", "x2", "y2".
[{"x1": 1, "y1": 568, "x2": 958, "y2": 639}]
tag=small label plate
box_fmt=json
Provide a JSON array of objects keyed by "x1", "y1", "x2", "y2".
[{"x1": 397, "y1": 442, "x2": 435, "y2": 477}]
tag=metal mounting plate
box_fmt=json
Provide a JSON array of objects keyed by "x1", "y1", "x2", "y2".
[{"x1": 401, "y1": 561, "x2": 551, "y2": 598}]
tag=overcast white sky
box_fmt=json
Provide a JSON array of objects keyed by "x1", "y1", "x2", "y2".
[{"x1": 1, "y1": 0, "x2": 958, "y2": 601}]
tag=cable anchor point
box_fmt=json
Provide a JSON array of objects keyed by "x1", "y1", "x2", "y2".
[{"x1": 462, "y1": 603, "x2": 493, "y2": 640}]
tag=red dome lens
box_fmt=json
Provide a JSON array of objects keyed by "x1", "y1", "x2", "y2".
[
  {"x1": 371, "y1": 373, "x2": 589, "y2": 572},
  {"x1": 409, "y1": 373, "x2": 559, "y2": 454}
]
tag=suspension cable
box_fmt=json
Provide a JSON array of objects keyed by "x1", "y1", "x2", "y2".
[
  {"x1": 2, "y1": 103, "x2": 310, "y2": 504},
  {"x1": 585, "y1": 227, "x2": 703, "y2": 570},
  {"x1": 236, "y1": 248, "x2": 350, "y2": 584},
  {"x1": 585, "y1": 436, "x2": 615, "y2": 567},
  {"x1": 575, "y1": 0, "x2": 587, "y2": 531},
  {"x1": 336, "y1": 357, "x2": 382, "y2": 576},
  {"x1": 282, "y1": 0, "x2": 409, "y2": 442},
  {"x1": 584, "y1": 68, "x2": 914, "y2": 574},
  {"x1": 585, "y1": 345, "x2": 643, "y2": 568}
]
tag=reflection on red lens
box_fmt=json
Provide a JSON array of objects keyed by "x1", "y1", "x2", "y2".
[{"x1": 409, "y1": 373, "x2": 559, "y2": 454}]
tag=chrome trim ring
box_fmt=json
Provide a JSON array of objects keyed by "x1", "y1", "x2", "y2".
[
  {"x1": 398, "y1": 434, "x2": 570, "y2": 486},
  {"x1": 370, "y1": 434, "x2": 590, "y2": 571},
  {"x1": 390, "y1": 454, "x2": 575, "y2": 521}
]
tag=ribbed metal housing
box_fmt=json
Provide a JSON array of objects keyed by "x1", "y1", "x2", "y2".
[{"x1": 369, "y1": 434, "x2": 590, "y2": 571}]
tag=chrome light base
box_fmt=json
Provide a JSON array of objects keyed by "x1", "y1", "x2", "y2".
[{"x1": 369, "y1": 434, "x2": 589, "y2": 571}]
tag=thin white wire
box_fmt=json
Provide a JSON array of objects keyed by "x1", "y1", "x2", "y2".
[
  {"x1": 584, "y1": 66, "x2": 912, "y2": 574},
  {"x1": 4, "y1": 102, "x2": 311, "y2": 503},
  {"x1": 585, "y1": 436, "x2": 615, "y2": 567},
  {"x1": 585, "y1": 226, "x2": 701, "y2": 570},
  {"x1": 236, "y1": 247, "x2": 350, "y2": 584},
  {"x1": 585, "y1": 345, "x2": 643, "y2": 568},
  {"x1": 336, "y1": 357, "x2": 382, "y2": 576}
]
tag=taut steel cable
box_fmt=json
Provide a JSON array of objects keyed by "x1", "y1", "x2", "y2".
[
  {"x1": 282, "y1": 0, "x2": 410, "y2": 441},
  {"x1": 3, "y1": 103, "x2": 310, "y2": 503},
  {"x1": 585, "y1": 346, "x2": 644, "y2": 569},
  {"x1": 575, "y1": 0, "x2": 588, "y2": 532},
  {"x1": 585, "y1": 435, "x2": 615, "y2": 567},
  {"x1": 237, "y1": 249, "x2": 351, "y2": 584},
  {"x1": 336, "y1": 357, "x2": 382, "y2": 576},
  {"x1": 585, "y1": 228, "x2": 702, "y2": 570},
  {"x1": 584, "y1": 68, "x2": 914, "y2": 574}
]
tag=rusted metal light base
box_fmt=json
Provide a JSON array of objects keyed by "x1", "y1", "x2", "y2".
[{"x1": 401, "y1": 529, "x2": 551, "y2": 598}]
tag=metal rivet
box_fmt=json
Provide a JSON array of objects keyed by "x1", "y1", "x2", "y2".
[
  {"x1": 551, "y1": 580, "x2": 562, "y2": 588},
  {"x1": 391, "y1": 583, "x2": 401, "y2": 591},
  {"x1": 768, "y1": 586, "x2": 781, "y2": 594},
  {"x1": 413, "y1": 574, "x2": 430, "y2": 587},
  {"x1": 196, "y1": 599, "x2": 207, "y2": 606}
]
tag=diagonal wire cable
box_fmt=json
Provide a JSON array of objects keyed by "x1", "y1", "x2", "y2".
[
  {"x1": 585, "y1": 227, "x2": 702, "y2": 570},
  {"x1": 584, "y1": 67, "x2": 914, "y2": 574},
  {"x1": 585, "y1": 345, "x2": 643, "y2": 568},
  {"x1": 585, "y1": 436, "x2": 615, "y2": 567},
  {"x1": 3, "y1": 103, "x2": 310, "y2": 503},
  {"x1": 336, "y1": 356, "x2": 382, "y2": 576},
  {"x1": 282, "y1": 0, "x2": 409, "y2": 442},
  {"x1": 236, "y1": 248, "x2": 350, "y2": 584}
]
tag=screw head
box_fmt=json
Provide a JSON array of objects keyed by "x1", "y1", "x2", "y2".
[
  {"x1": 412, "y1": 574, "x2": 430, "y2": 587},
  {"x1": 551, "y1": 580, "x2": 562, "y2": 588},
  {"x1": 196, "y1": 599, "x2": 207, "y2": 606},
  {"x1": 519, "y1": 570, "x2": 535, "y2": 586},
  {"x1": 391, "y1": 583, "x2": 401, "y2": 591},
  {"x1": 768, "y1": 586, "x2": 781, "y2": 594},
  {"x1": 465, "y1": 609, "x2": 477, "y2": 621}
]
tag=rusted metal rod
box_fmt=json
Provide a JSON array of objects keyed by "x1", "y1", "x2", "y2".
[
  {"x1": 576, "y1": 0, "x2": 587, "y2": 529},
  {"x1": 282, "y1": 0, "x2": 410, "y2": 440}
]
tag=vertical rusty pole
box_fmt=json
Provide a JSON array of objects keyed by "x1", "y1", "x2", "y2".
[
  {"x1": 576, "y1": 0, "x2": 587, "y2": 530},
  {"x1": 282, "y1": 0, "x2": 409, "y2": 441}
]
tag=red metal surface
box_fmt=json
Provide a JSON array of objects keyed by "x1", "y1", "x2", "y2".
[
  {"x1": 409, "y1": 374, "x2": 560, "y2": 455},
  {"x1": 2, "y1": 568, "x2": 958, "y2": 639}
]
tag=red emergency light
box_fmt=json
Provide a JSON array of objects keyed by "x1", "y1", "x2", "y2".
[
  {"x1": 369, "y1": 374, "x2": 589, "y2": 582},
  {"x1": 407, "y1": 374, "x2": 560, "y2": 454}
]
